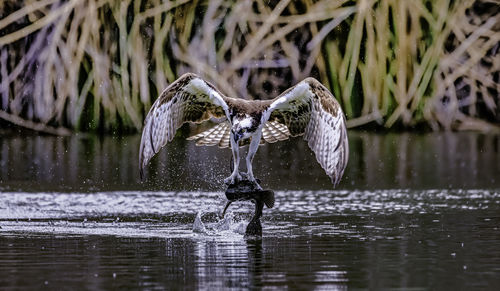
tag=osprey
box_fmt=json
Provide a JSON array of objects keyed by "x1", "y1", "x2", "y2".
[{"x1": 139, "y1": 73, "x2": 348, "y2": 188}]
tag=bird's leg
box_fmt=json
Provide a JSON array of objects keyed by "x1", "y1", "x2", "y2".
[
  {"x1": 245, "y1": 131, "x2": 262, "y2": 189},
  {"x1": 224, "y1": 132, "x2": 242, "y2": 185}
]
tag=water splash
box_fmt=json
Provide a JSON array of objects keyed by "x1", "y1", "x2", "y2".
[
  {"x1": 192, "y1": 210, "x2": 248, "y2": 237},
  {"x1": 192, "y1": 211, "x2": 208, "y2": 234}
]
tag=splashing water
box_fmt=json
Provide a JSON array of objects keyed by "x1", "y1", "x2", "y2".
[{"x1": 192, "y1": 211, "x2": 248, "y2": 236}]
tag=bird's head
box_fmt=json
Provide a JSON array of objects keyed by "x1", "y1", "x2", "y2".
[{"x1": 231, "y1": 113, "x2": 254, "y2": 142}]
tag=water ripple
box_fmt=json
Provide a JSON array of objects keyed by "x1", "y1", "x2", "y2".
[
  {"x1": 1, "y1": 189, "x2": 499, "y2": 219},
  {"x1": 1, "y1": 189, "x2": 499, "y2": 239}
]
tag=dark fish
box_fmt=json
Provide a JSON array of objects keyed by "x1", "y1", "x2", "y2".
[{"x1": 222, "y1": 178, "x2": 275, "y2": 237}]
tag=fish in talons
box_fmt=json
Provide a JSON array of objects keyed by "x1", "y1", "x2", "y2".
[{"x1": 221, "y1": 173, "x2": 275, "y2": 237}]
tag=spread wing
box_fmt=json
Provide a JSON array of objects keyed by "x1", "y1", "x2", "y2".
[
  {"x1": 139, "y1": 73, "x2": 230, "y2": 178},
  {"x1": 263, "y1": 77, "x2": 349, "y2": 186}
]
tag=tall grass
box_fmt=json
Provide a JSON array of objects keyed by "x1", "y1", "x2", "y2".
[
  {"x1": 426, "y1": 1, "x2": 500, "y2": 131},
  {"x1": 0, "y1": 0, "x2": 498, "y2": 134},
  {"x1": 325, "y1": 0, "x2": 499, "y2": 131}
]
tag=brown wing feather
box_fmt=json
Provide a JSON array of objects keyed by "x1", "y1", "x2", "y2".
[
  {"x1": 139, "y1": 73, "x2": 229, "y2": 178},
  {"x1": 264, "y1": 78, "x2": 348, "y2": 186}
]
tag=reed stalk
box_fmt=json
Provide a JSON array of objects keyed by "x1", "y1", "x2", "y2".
[{"x1": 0, "y1": 0, "x2": 498, "y2": 133}]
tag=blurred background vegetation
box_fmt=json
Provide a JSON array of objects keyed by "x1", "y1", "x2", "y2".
[{"x1": 0, "y1": 0, "x2": 498, "y2": 134}]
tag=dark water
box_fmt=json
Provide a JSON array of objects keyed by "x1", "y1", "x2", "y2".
[
  {"x1": 1, "y1": 131, "x2": 499, "y2": 191},
  {"x1": 1, "y1": 131, "x2": 500, "y2": 289}
]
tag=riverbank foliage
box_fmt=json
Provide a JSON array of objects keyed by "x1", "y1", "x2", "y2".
[{"x1": 0, "y1": 0, "x2": 498, "y2": 134}]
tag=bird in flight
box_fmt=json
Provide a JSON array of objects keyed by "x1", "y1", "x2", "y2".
[{"x1": 139, "y1": 73, "x2": 348, "y2": 188}]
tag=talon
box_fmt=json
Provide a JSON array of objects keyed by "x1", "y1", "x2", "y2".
[
  {"x1": 224, "y1": 173, "x2": 242, "y2": 185},
  {"x1": 247, "y1": 173, "x2": 262, "y2": 190},
  {"x1": 249, "y1": 180, "x2": 262, "y2": 190}
]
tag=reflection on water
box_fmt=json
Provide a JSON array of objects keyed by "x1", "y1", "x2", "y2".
[
  {"x1": 1, "y1": 131, "x2": 500, "y2": 289},
  {"x1": 0, "y1": 131, "x2": 499, "y2": 191},
  {"x1": 0, "y1": 235, "x2": 353, "y2": 290}
]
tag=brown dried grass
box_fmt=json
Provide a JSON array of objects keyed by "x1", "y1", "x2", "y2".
[{"x1": 0, "y1": 0, "x2": 498, "y2": 133}]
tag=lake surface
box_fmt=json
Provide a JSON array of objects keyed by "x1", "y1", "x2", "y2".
[{"x1": 1, "y1": 131, "x2": 500, "y2": 289}]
